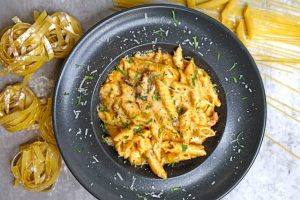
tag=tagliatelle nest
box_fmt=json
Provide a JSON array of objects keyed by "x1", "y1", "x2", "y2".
[
  {"x1": 0, "y1": 84, "x2": 40, "y2": 132},
  {"x1": 0, "y1": 10, "x2": 83, "y2": 76},
  {"x1": 11, "y1": 141, "x2": 61, "y2": 192}
]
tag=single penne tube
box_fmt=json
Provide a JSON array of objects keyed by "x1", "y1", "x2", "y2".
[
  {"x1": 156, "y1": 80, "x2": 178, "y2": 120},
  {"x1": 145, "y1": 150, "x2": 167, "y2": 179}
]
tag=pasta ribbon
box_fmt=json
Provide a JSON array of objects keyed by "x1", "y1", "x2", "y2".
[
  {"x1": 11, "y1": 141, "x2": 61, "y2": 192},
  {"x1": 45, "y1": 12, "x2": 83, "y2": 58},
  {"x1": 39, "y1": 98, "x2": 56, "y2": 144},
  {"x1": 0, "y1": 84, "x2": 40, "y2": 132}
]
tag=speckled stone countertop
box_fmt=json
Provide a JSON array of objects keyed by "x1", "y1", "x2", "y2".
[{"x1": 0, "y1": 0, "x2": 299, "y2": 200}]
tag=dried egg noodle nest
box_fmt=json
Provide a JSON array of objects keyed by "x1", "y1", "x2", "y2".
[
  {"x1": 39, "y1": 98, "x2": 56, "y2": 144},
  {"x1": 0, "y1": 11, "x2": 83, "y2": 76},
  {"x1": 0, "y1": 84, "x2": 40, "y2": 132},
  {"x1": 43, "y1": 11, "x2": 83, "y2": 58},
  {"x1": 11, "y1": 141, "x2": 61, "y2": 192}
]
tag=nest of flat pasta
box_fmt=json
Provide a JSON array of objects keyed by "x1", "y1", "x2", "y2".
[{"x1": 98, "y1": 47, "x2": 221, "y2": 179}]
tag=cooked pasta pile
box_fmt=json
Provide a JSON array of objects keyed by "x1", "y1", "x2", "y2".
[
  {"x1": 0, "y1": 10, "x2": 82, "y2": 76},
  {"x1": 11, "y1": 141, "x2": 61, "y2": 192},
  {"x1": 98, "y1": 47, "x2": 221, "y2": 178}
]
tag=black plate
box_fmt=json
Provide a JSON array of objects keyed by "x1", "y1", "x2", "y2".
[{"x1": 53, "y1": 4, "x2": 266, "y2": 200}]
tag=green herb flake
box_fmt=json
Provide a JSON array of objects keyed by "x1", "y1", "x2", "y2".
[
  {"x1": 123, "y1": 135, "x2": 129, "y2": 139},
  {"x1": 145, "y1": 105, "x2": 152, "y2": 110},
  {"x1": 168, "y1": 162, "x2": 175, "y2": 167},
  {"x1": 232, "y1": 131, "x2": 245, "y2": 148},
  {"x1": 242, "y1": 97, "x2": 248, "y2": 100},
  {"x1": 136, "y1": 194, "x2": 147, "y2": 200},
  {"x1": 233, "y1": 77, "x2": 238, "y2": 83},
  {"x1": 74, "y1": 146, "x2": 81, "y2": 153},
  {"x1": 138, "y1": 95, "x2": 147, "y2": 101},
  {"x1": 146, "y1": 118, "x2": 153, "y2": 125},
  {"x1": 153, "y1": 28, "x2": 165, "y2": 37},
  {"x1": 181, "y1": 144, "x2": 188, "y2": 152},
  {"x1": 127, "y1": 57, "x2": 134, "y2": 63},
  {"x1": 133, "y1": 125, "x2": 142, "y2": 133},
  {"x1": 131, "y1": 115, "x2": 138, "y2": 120},
  {"x1": 217, "y1": 52, "x2": 221, "y2": 61},
  {"x1": 63, "y1": 91, "x2": 70, "y2": 96},
  {"x1": 153, "y1": 90, "x2": 160, "y2": 101},
  {"x1": 171, "y1": 10, "x2": 179, "y2": 26},
  {"x1": 205, "y1": 105, "x2": 210, "y2": 112},
  {"x1": 84, "y1": 75, "x2": 94, "y2": 80},
  {"x1": 76, "y1": 95, "x2": 82, "y2": 105},
  {"x1": 229, "y1": 63, "x2": 237, "y2": 71},
  {"x1": 97, "y1": 103, "x2": 107, "y2": 112},
  {"x1": 193, "y1": 36, "x2": 198, "y2": 49},
  {"x1": 123, "y1": 122, "x2": 129, "y2": 129},
  {"x1": 170, "y1": 187, "x2": 181, "y2": 192},
  {"x1": 134, "y1": 73, "x2": 140, "y2": 81},
  {"x1": 116, "y1": 66, "x2": 128, "y2": 78}
]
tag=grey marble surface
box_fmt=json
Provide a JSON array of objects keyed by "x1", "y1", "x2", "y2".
[{"x1": 0, "y1": 0, "x2": 299, "y2": 200}]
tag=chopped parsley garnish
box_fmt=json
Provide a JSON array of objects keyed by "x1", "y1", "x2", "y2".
[
  {"x1": 131, "y1": 115, "x2": 138, "y2": 120},
  {"x1": 217, "y1": 52, "x2": 221, "y2": 61},
  {"x1": 99, "y1": 121, "x2": 106, "y2": 130},
  {"x1": 153, "y1": 28, "x2": 166, "y2": 37},
  {"x1": 116, "y1": 66, "x2": 128, "y2": 78},
  {"x1": 146, "y1": 118, "x2": 153, "y2": 125},
  {"x1": 153, "y1": 90, "x2": 160, "y2": 101},
  {"x1": 76, "y1": 95, "x2": 82, "y2": 105},
  {"x1": 193, "y1": 36, "x2": 198, "y2": 49},
  {"x1": 232, "y1": 131, "x2": 245, "y2": 148},
  {"x1": 232, "y1": 77, "x2": 238, "y2": 83},
  {"x1": 242, "y1": 97, "x2": 248, "y2": 100},
  {"x1": 171, "y1": 10, "x2": 179, "y2": 26},
  {"x1": 63, "y1": 91, "x2": 70, "y2": 95},
  {"x1": 138, "y1": 95, "x2": 147, "y2": 101},
  {"x1": 123, "y1": 122, "x2": 129, "y2": 129},
  {"x1": 168, "y1": 162, "x2": 175, "y2": 167},
  {"x1": 181, "y1": 144, "x2": 188, "y2": 152},
  {"x1": 145, "y1": 105, "x2": 152, "y2": 110},
  {"x1": 134, "y1": 73, "x2": 140, "y2": 81},
  {"x1": 74, "y1": 146, "x2": 81, "y2": 153},
  {"x1": 133, "y1": 125, "x2": 142, "y2": 133},
  {"x1": 97, "y1": 103, "x2": 107, "y2": 112},
  {"x1": 136, "y1": 194, "x2": 147, "y2": 200},
  {"x1": 127, "y1": 57, "x2": 134, "y2": 63},
  {"x1": 205, "y1": 105, "x2": 210, "y2": 112},
  {"x1": 192, "y1": 75, "x2": 196, "y2": 86},
  {"x1": 123, "y1": 135, "x2": 129, "y2": 139},
  {"x1": 84, "y1": 75, "x2": 94, "y2": 80},
  {"x1": 170, "y1": 187, "x2": 181, "y2": 192},
  {"x1": 229, "y1": 63, "x2": 237, "y2": 71},
  {"x1": 102, "y1": 135, "x2": 110, "y2": 143}
]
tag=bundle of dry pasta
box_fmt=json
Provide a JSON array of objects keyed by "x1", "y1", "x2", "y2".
[
  {"x1": 11, "y1": 141, "x2": 61, "y2": 192},
  {"x1": 39, "y1": 98, "x2": 56, "y2": 144},
  {"x1": 98, "y1": 47, "x2": 220, "y2": 178},
  {"x1": 0, "y1": 10, "x2": 82, "y2": 76},
  {"x1": 0, "y1": 84, "x2": 40, "y2": 132}
]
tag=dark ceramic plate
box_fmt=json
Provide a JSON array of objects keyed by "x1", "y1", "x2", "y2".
[{"x1": 53, "y1": 4, "x2": 266, "y2": 200}]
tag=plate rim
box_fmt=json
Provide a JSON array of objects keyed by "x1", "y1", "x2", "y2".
[{"x1": 53, "y1": 3, "x2": 267, "y2": 200}]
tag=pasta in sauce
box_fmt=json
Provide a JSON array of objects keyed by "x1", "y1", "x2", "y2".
[{"x1": 98, "y1": 47, "x2": 221, "y2": 178}]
